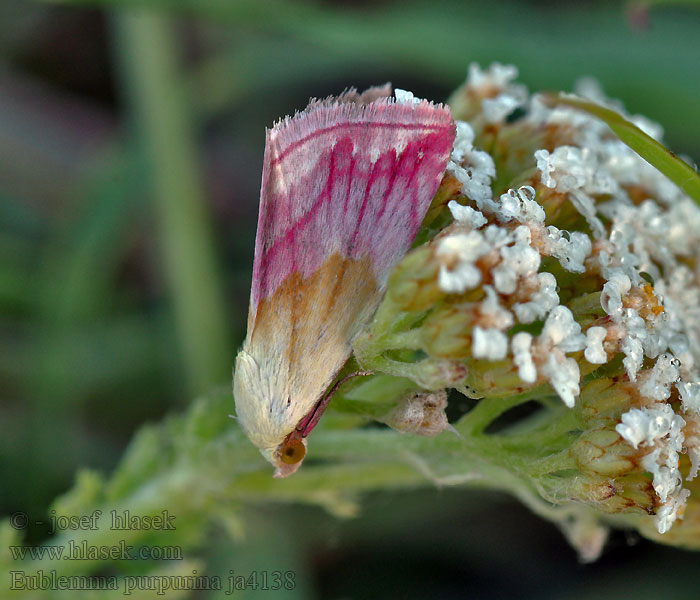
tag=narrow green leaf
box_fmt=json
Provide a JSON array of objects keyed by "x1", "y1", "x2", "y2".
[{"x1": 111, "y1": 11, "x2": 233, "y2": 396}]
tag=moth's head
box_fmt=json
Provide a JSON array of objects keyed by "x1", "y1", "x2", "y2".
[
  {"x1": 261, "y1": 435, "x2": 307, "y2": 478},
  {"x1": 233, "y1": 348, "x2": 308, "y2": 477}
]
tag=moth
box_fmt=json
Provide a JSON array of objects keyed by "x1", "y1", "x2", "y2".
[{"x1": 233, "y1": 86, "x2": 455, "y2": 477}]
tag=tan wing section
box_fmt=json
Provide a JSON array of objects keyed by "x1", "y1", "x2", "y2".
[{"x1": 236, "y1": 253, "x2": 377, "y2": 449}]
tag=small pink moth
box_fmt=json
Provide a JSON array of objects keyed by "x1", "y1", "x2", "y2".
[{"x1": 233, "y1": 85, "x2": 456, "y2": 477}]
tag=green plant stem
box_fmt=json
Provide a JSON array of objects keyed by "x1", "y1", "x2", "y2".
[
  {"x1": 497, "y1": 406, "x2": 580, "y2": 447},
  {"x1": 4, "y1": 389, "x2": 586, "y2": 593},
  {"x1": 457, "y1": 394, "x2": 529, "y2": 436},
  {"x1": 111, "y1": 10, "x2": 231, "y2": 396}
]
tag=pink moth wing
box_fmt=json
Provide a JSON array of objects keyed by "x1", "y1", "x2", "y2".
[{"x1": 233, "y1": 86, "x2": 455, "y2": 476}]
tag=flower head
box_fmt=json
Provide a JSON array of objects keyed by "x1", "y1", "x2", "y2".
[{"x1": 353, "y1": 63, "x2": 700, "y2": 550}]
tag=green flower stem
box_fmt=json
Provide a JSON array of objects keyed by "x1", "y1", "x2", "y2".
[
  {"x1": 496, "y1": 407, "x2": 580, "y2": 448},
  {"x1": 111, "y1": 11, "x2": 231, "y2": 396},
  {"x1": 331, "y1": 374, "x2": 418, "y2": 419},
  {"x1": 4, "y1": 388, "x2": 590, "y2": 595},
  {"x1": 352, "y1": 333, "x2": 412, "y2": 375},
  {"x1": 351, "y1": 352, "x2": 447, "y2": 388},
  {"x1": 456, "y1": 391, "x2": 539, "y2": 436},
  {"x1": 354, "y1": 327, "x2": 425, "y2": 359},
  {"x1": 386, "y1": 328, "x2": 425, "y2": 350},
  {"x1": 526, "y1": 450, "x2": 577, "y2": 478}
]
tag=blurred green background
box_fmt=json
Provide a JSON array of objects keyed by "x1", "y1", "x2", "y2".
[{"x1": 2, "y1": 0, "x2": 700, "y2": 597}]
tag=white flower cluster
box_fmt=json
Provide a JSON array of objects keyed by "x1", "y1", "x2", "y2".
[
  {"x1": 439, "y1": 62, "x2": 700, "y2": 533},
  {"x1": 438, "y1": 119, "x2": 596, "y2": 409},
  {"x1": 471, "y1": 285, "x2": 514, "y2": 360},
  {"x1": 445, "y1": 121, "x2": 495, "y2": 207},
  {"x1": 534, "y1": 146, "x2": 607, "y2": 238},
  {"x1": 465, "y1": 63, "x2": 528, "y2": 124},
  {"x1": 599, "y1": 271, "x2": 657, "y2": 381},
  {"x1": 439, "y1": 119, "x2": 593, "y2": 404},
  {"x1": 552, "y1": 76, "x2": 700, "y2": 534},
  {"x1": 615, "y1": 365, "x2": 689, "y2": 533},
  {"x1": 394, "y1": 88, "x2": 421, "y2": 105},
  {"x1": 515, "y1": 306, "x2": 586, "y2": 407}
]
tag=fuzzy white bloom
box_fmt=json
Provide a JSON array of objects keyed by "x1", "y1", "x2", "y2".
[
  {"x1": 540, "y1": 353, "x2": 580, "y2": 408},
  {"x1": 466, "y1": 62, "x2": 529, "y2": 124},
  {"x1": 448, "y1": 200, "x2": 487, "y2": 229},
  {"x1": 599, "y1": 270, "x2": 663, "y2": 381},
  {"x1": 616, "y1": 405, "x2": 681, "y2": 450},
  {"x1": 638, "y1": 354, "x2": 681, "y2": 402},
  {"x1": 665, "y1": 198, "x2": 700, "y2": 255},
  {"x1": 491, "y1": 264, "x2": 517, "y2": 295},
  {"x1": 542, "y1": 226, "x2": 591, "y2": 273},
  {"x1": 540, "y1": 306, "x2": 586, "y2": 353},
  {"x1": 677, "y1": 382, "x2": 700, "y2": 415},
  {"x1": 537, "y1": 133, "x2": 618, "y2": 197},
  {"x1": 394, "y1": 88, "x2": 421, "y2": 104},
  {"x1": 493, "y1": 226, "x2": 541, "y2": 294},
  {"x1": 472, "y1": 326, "x2": 508, "y2": 360},
  {"x1": 535, "y1": 146, "x2": 589, "y2": 192},
  {"x1": 573, "y1": 77, "x2": 623, "y2": 109},
  {"x1": 535, "y1": 307, "x2": 587, "y2": 406},
  {"x1": 512, "y1": 272, "x2": 559, "y2": 324},
  {"x1": 447, "y1": 121, "x2": 496, "y2": 207},
  {"x1": 688, "y1": 447, "x2": 700, "y2": 481},
  {"x1": 496, "y1": 186, "x2": 545, "y2": 224},
  {"x1": 584, "y1": 326, "x2": 608, "y2": 364},
  {"x1": 466, "y1": 61, "x2": 520, "y2": 90},
  {"x1": 437, "y1": 265, "x2": 480, "y2": 294},
  {"x1": 652, "y1": 267, "x2": 700, "y2": 384},
  {"x1": 534, "y1": 147, "x2": 607, "y2": 237},
  {"x1": 685, "y1": 419, "x2": 700, "y2": 481},
  {"x1": 451, "y1": 119, "x2": 476, "y2": 156},
  {"x1": 482, "y1": 223, "x2": 511, "y2": 247},
  {"x1": 655, "y1": 489, "x2": 691, "y2": 535},
  {"x1": 437, "y1": 218, "x2": 550, "y2": 319},
  {"x1": 482, "y1": 94, "x2": 521, "y2": 123},
  {"x1": 478, "y1": 286, "x2": 515, "y2": 330},
  {"x1": 617, "y1": 402, "x2": 686, "y2": 532},
  {"x1": 600, "y1": 271, "x2": 631, "y2": 318},
  {"x1": 512, "y1": 332, "x2": 537, "y2": 383},
  {"x1": 621, "y1": 312, "x2": 649, "y2": 382},
  {"x1": 436, "y1": 232, "x2": 489, "y2": 293},
  {"x1": 641, "y1": 444, "x2": 682, "y2": 505},
  {"x1": 599, "y1": 198, "x2": 675, "y2": 276}
]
